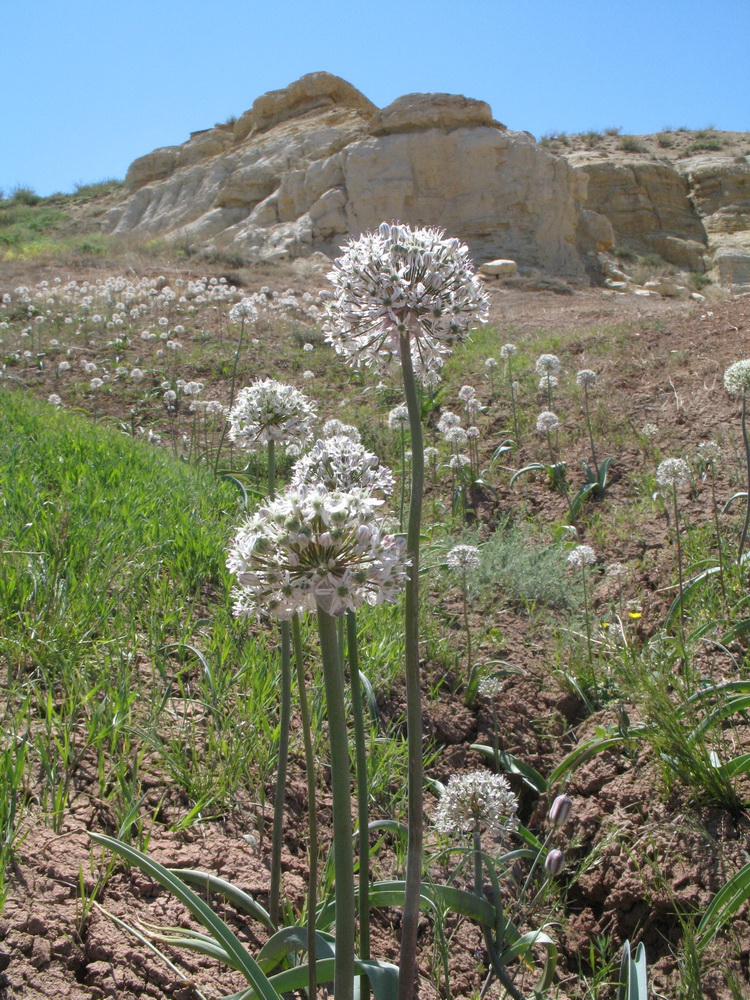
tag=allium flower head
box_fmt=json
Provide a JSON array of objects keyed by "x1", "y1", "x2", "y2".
[
  {"x1": 229, "y1": 298, "x2": 259, "y2": 324},
  {"x1": 724, "y1": 360, "x2": 750, "y2": 397},
  {"x1": 576, "y1": 369, "x2": 597, "y2": 388},
  {"x1": 322, "y1": 419, "x2": 361, "y2": 442},
  {"x1": 568, "y1": 545, "x2": 597, "y2": 569},
  {"x1": 484, "y1": 356, "x2": 499, "y2": 370},
  {"x1": 227, "y1": 485, "x2": 409, "y2": 619},
  {"x1": 324, "y1": 222, "x2": 489, "y2": 382},
  {"x1": 641, "y1": 423, "x2": 659, "y2": 440},
  {"x1": 433, "y1": 772, "x2": 519, "y2": 836},
  {"x1": 478, "y1": 675, "x2": 504, "y2": 698},
  {"x1": 290, "y1": 436, "x2": 395, "y2": 496},
  {"x1": 698, "y1": 440, "x2": 721, "y2": 464},
  {"x1": 536, "y1": 411, "x2": 559, "y2": 434},
  {"x1": 47, "y1": 393, "x2": 62, "y2": 407},
  {"x1": 539, "y1": 375, "x2": 559, "y2": 392},
  {"x1": 500, "y1": 343, "x2": 517, "y2": 360},
  {"x1": 437, "y1": 411, "x2": 462, "y2": 434},
  {"x1": 446, "y1": 544, "x2": 481, "y2": 571},
  {"x1": 388, "y1": 405, "x2": 409, "y2": 429},
  {"x1": 657, "y1": 458, "x2": 691, "y2": 491},
  {"x1": 228, "y1": 379, "x2": 317, "y2": 456},
  {"x1": 535, "y1": 354, "x2": 561, "y2": 377}
]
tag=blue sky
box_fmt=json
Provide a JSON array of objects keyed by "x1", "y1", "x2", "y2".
[{"x1": 3, "y1": 0, "x2": 748, "y2": 197}]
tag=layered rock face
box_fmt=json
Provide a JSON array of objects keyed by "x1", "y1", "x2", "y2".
[
  {"x1": 566, "y1": 149, "x2": 750, "y2": 282},
  {"x1": 105, "y1": 72, "x2": 589, "y2": 278}
]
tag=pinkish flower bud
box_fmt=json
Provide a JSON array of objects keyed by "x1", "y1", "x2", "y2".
[
  {"x1": 545, "y1": 849, "x2": 565, "y2": 876},
  {"x1": 548, "y1": 794, "x2": 573, "y2": 827}
]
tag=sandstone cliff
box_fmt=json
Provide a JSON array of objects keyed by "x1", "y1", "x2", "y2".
[
  {"x1": 105, "y1": 73, "x2": 750, "y2": 288},
  {"x1": 104, "y1": 72, "x2": 591, "y2": 279}
]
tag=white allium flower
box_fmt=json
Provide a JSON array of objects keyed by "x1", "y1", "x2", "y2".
[
  {"x1": 324, "y1": 222, "x2": 489, "y2": 382},
  {"x1": 657, "y1": 458, "x2": 691, "y2": 490},
  {"x1": 388, "y1": 405, "x2": 410, "y2": 429},
  {"x1": 443, "y1": 426, "x2": 468, "y2": 447},
  {"x1": 478, "y1": 676, "x2": 504, "y2": 698},
  {"x1": 424, "y1": 446, "x2": 439, "y2": 461},
  {"x1": 448, "y1": 454, "x2": 471, "y2": 469},
  {"x1": 130, "y1": 368, "x2": 145, "y2": 380},
  {"x1": 227, "y1": 485, "x2": 409, "y2": 619},
  {"x1": 47, "y1": 393, "x2": 62, "y2": 407},
  {"x1": 229, "y1": 298, "x2": 258, "y2": 324},
  {"x1": 290, "y1": 436, "x2": 395, "y2": 496},
  {"x1": 568, "y1": 545, "x2": 597, "y2": 569},
  {"x1": 641, "y1": 423, "x2": 659, "y2": 439},
  {"x1": 500, "y1": 343, "x2": 517, "y2": 360},
  {"x1": 458, "y1": 385, "x2": 477, "y2": 403},
  {"x1": 536, "y1": 411, "x2": 559, "y2": 434},
  {"x1": 89, "y1": 378, "x2": 104, "y2": 389},
  {"x1": 437, "y1": 412, "x2": 462, "y2": 436},
  {"x1": 539, "y1": 375, "x2": 559, "y2": 392},
  {"x1": 303, "y1": 370, "x2": 315, "y2": 380},
  {"x1": 576, "y1": 369, "x2": 597, "y2": 388},
  {"x1": 535, "y1": 354, "x2": 561, "y2": 376},
  {"x1": 227, "y1": 379, "x2": 317, "y2": 456},
  {"x1": 446, "y1": 544, "x2": 481, "y2": 571},
  {"x1": 433, "y1": 772, "x2": 519, "y2": 836},
  {"x1": 183, "y1": 381, "x2": 204, "y2": 396},
  {"x1": 166, "y1": 340, "x2": 183, "y2": 351},
  {"x1": 58, "y1": 361, "x2": 71, "y2": 372},
  {"x1": 466, "y1": 426, "x2": 480, "y2": 440},
  {"x1": 205, "y1": 400, "x2": 226, "y2": 416},
  {"x1": 484, "y1": 357, "x2": 498, "y2": 370},
  {"x1": 303, "y1": 342, "x2": 314, "y2": 352},
  {"x1": 698, "y1": 440, "x2": 721, "y2": 463},
  {"x1": 724, "y1": 360, "x2": 750, "y2": 397},
  {"x1": 322, "y1": 419, "x2": 361, "y2": 442}
]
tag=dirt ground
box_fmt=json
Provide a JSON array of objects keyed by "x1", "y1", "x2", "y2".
[{"x1": 3, "y1": 256, "x2": 750, "y2": 999}]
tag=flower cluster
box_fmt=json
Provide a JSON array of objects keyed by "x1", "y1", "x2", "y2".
[
  {"x1": 656, "y1": 458, "x2": 691, "y2": 490},
  {"x1": 290, "y1": 436, "x2": 395, "y2": 496},
  {"x1": 576, "y1": 369, "x2": 597, "y2": 388},
  {"x1": 446, "y1": 544, "x2": 481, "y2": 571},
  {"x1": 535, "y1": 354, "x2": 561, "y2": 377},
  {"x1": 324, "y1": 222, "x2": 489, "y2": 382},
  {"x1": 227, "y1": 379, "x2": 317, "y2": 455},
  {"x1": 227, "y1": 485, "x2": 409, "y2": 619},
  {"x1": 724, "y1": 360, "x2": 750, "y2": 397},
  {"x1": 536, "y1": 411, "x2": 559, "y2": 434},
  {"x1": 433, "y1": 772, "x2": 519, "y2": 836},
  {"x1": 568, "y1": 544, "x2": 597, "y2": 569}
]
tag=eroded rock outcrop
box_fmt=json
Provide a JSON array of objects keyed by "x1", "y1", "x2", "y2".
[{"x1": 106, "y1": 72, "x2": 589, "y2": 278}]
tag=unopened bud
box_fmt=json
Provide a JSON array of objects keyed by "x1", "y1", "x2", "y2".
[
  {"x1": 545, "y1": 848, "x2": 565, "y2": 876},
  {"x1": 548, "y1": 794, "x2": 573, "y2": 827}
]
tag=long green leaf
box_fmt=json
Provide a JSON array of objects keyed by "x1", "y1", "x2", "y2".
[
  {"x1": 470, "y1": 743, "x2": 547, "y2": 793},
  {"x1": 255, "y1": 926, "x2": 335, "y2": 972},
  {"x1": 264, "y1": 957, "x2": 399, "y2": 1000},
  {"x1": 548, "y1": 737, "x2": 624, "y2": 785},
  {"x1": 90, "y1": 834, "x2": 281, "y2": 1000},
  {"x1": 664, "y1": 566, "x2": 721, "y2": 628},
  {"x1": 509, "y1": 463, "x2": 545, "y2": 487},
  {"x1": 498, "y1": 928, "x2": 558, "y2": 993},
  {"x1": 697, "y1": 862, "x2": 750, "y2": 951},
  {"x1": 170, "y1": 868, "x2": 273, "y2": 929}
]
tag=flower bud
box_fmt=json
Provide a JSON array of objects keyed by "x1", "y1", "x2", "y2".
[
  {"x1": 545, "y1": 848, "x2": 565, "y2": 876},
  {"x1": 548, "y1": 794, "x2": 573, "y2": 827}
]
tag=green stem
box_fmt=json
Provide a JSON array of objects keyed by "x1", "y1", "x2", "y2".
[
  {"x1": 292, "y1": 614, "x2": 318, "y2": 1000},
  {"x1": 462, "y1": 578, "x2": 477, "y2": 706},
  {"x1": 267, "y1": 437, "x2": 287, "y2": 929},
  {"x1": 581, "y1": 566, "x2": 593, "y2": 667},
  {"x1": 584, "y1": 387, "x2": 599, "y2": 477},
  {"x1": 399, "y1": 427, "x2": 406, "y2": 533},
  {"x1": 269, "y1": 620, "x2": 292, "y2": 929},
  {"x1": 472, "y1": 831, "x2": 525, "y2": 1000},
  {"x1": 317, "y1": 607, "x2": 355, "y2": 1000},
  {"x1": 397, "y1": 331, "x2": 425, "y2": 1000},
  {"x1": 710, "y1": 468, "x2": 728, "y2": 607},
  {"x1": 347, "y1": 610, "x2": 371, "y2": 998},
  {"x1": 673, "y1": 488, "x2": 687, "y2": 659},
  {"x1": 740, "y1": 395, "x2": 750, "y2": 563}
]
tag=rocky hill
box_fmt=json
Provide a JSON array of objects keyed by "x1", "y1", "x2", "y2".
[{"x1": 104, "y1": 72, "x2": 750, "y2": 290}]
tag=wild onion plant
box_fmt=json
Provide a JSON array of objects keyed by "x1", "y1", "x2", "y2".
[
  {"x1": 656, "y1": 458, "x2": 691, "y2": 651},
  {"x1": 446, "y1": 544, "x2": 482, "y2": 704},
  {"x1": 567, "y1": 545, "x2": 598, "y2": 666},
  {"x1": 225, "y1": 378, "x2": 316, "y2": 928},
  {"x1": 723, "y1": 359, "x2": 750, "y2": 560},
  {"x1": 324, "y1": 221, "x2": 488, "y2": 1000}
]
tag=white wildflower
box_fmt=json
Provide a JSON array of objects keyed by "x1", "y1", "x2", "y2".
[
  {"x1": 568, "y1": 545, "x2": 597, "y2": 569},
  {"x1": 433, "y1": 772, "x2": 519, "y2": 836},
  {"x1": 227, "y1": 378, "x2": 317, "y2": 456},
  {"x1": 657, "y1": 458, "x2": 691, "y2": 490},
  {"x1": 446, "y1": 544, "x2": 481, "y2": 571},
  {"x1": 536, "y1": 411, "x2": 559, "y2": 434}
]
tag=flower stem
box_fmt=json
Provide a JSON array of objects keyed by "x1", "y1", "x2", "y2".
[
  {"x1": 317, "y1": 607, "x2": 355, "y2": 1000},
  {"x1": 673, "y1": 488, "x2": 687, "y2": 656},
  {"x1": 269, "y1": 620, "x2": 292, "y2": 928},
  {"x1": 267, "y1": 436, "x2": 288, "y2": 929},
  {"x1": 347, "y1": 610, "x2": 371, "y2": 999},
  {"x1": 739, "y1": 395, "x2": 750, "y2": 563},
  {"x1": 581, "y1": 565, "x2": 593, "y2": 667},
  {"x1": 292, "y1": 614, "x2": 318, "y2": 1000},
  {"x1": 709, "y1": 466, "x2": 728, "y2": 607},
  {"x1": 584, "y1": 385, "x2": 599, "y2": 478},
  {"x1": 213, "y1": 317, "x2": 246, "y2": 474},
  {"x1": 397, "y1": 331, "x2": 425, "y2": 1000}
]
